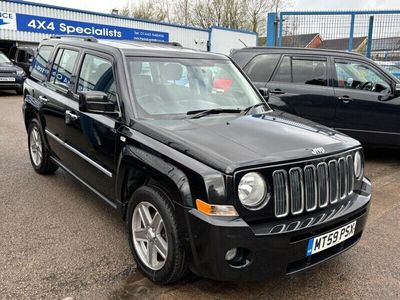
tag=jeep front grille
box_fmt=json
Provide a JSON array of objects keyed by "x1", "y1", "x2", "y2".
[{"x1": 273, "y1": 155, "x2": 355, "y2": 218}]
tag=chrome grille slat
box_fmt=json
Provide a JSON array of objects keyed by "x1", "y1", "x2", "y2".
[
  {"x1": 338, "y1": 157, "x2": 348, "y2": 200},
  {"x1": 304, "y1": 165, "x2": 317, "y2": 211},
  {"x1": 317, "y1": 163, "x2": 329, "y2": 208},
  {"x1": 347, "y1": 155, "x2": 354, "y2": 195},
  {"x1": 273, "y1": 170, "x2": 289, "y2": 218},
  {"x1": 289, "y1": 168, "x2": 304, "y2": 215},
  {"x1": 328, "y1": 160, "x2": 339, "y2": 204},
  {"x1": 273, "y1": 152, "x2": 357, "y2": 218}
]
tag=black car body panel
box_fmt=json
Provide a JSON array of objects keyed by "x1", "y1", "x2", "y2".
[
  {"x1": 231, "y1": 47, "x2": 400, "y2": 148},
  {"x1": 187, "y1": 177, "x2": 370, "y2": 280},
  {"x1": 22, "y1": 37, "x2": 372, "y2": 281},
  {"x1": 136, "y1": 110, "x2": 359, "y2": 174},
  {"x1": 0, "y1": 52, "x2": 26, "y2": 92}
]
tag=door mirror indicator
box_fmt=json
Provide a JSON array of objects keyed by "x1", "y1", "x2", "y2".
[
  {"x1": 79, "y1": 91, "x2": 119, "y2": 116},
  {"x1": 258, "y1": 88, "x2": 270, "y2": 101}
]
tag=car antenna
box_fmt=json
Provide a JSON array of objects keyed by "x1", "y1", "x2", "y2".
[{"x1": 238, "y1": 39, "x2": 247, "y2": 47}]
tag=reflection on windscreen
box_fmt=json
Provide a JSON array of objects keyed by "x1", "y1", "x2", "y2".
[{"x1": 127, "y1": 58, "x2": 262, "y2": 117}]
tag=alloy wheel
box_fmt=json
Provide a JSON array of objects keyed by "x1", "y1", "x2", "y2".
[
  {"x1": 132, "y1": 201, "x2": 168, "y2": 270},
  {"x1": 30, "y1": 126, "x2": 43, "y2": 166}
]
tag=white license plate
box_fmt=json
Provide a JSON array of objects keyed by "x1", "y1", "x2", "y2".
[
  {"x1": 0, "y1": 77, "x2": 15, "y2": 82},
  {"x1": 306, "y1": 221, "x2": 356, "y2": 256}
]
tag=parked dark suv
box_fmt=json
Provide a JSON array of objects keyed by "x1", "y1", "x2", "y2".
[
  {"x1": 0, "y1": 50, "x2": 26, "y2": 94},
  {"x1": 231, "y1": 47, "x2": 400, "y2": 148},
  {"x1": 23, "y1": 37, "x2": 371, "y2": 284}
]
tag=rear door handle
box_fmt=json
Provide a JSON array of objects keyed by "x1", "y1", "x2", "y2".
[
  {"x1": 337, "y1": 96, "x2": 353, "y2": 103},
  {"x1": 65, "y1": 110, "x2": 79, "y2": 124},
  {"x1": 38, "y1": 95, "x2": 48, "y2": 103}
]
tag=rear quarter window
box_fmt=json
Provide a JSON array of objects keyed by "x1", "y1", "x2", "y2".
[{"x1": 243, "y1": 54, "x2": 280, "y2": 83}]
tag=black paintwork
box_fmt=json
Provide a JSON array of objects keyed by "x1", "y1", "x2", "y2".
[
  {"x1": 231, "y1": 47, "x2": 400, "y2": 149},
  {"x1": 22, "y1": 38, "x2": 371, "y2": 281}
]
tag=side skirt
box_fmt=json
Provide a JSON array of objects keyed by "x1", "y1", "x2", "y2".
[{"x1": 50, "y1": 157, "x2": 118, "y2": 209}]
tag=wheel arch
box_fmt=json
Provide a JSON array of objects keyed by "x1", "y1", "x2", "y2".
[{"x1": 116, "y1": 145, "x2": 193, "y2": 222}]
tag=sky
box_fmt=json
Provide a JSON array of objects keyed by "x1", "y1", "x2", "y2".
[{"x1": 28, "y1": 0, "x2": 400, "y2": 15}]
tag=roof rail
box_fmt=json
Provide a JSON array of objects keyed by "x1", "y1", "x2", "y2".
[
  {"x1": 241, "y1": 46, "x2": 364, "y2": 56},
  {"x1": 143, "y1": 40, "x2": 183, "y2": 47},
  {"x1": 48, "y1": 35, "x2": 98, "y2": 42}
]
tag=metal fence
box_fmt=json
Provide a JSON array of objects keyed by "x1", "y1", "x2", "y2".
[{"x1": 266, "y1": 10, "x2": 400, "y2": 62}]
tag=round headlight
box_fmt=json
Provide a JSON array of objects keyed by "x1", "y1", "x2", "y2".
[
  {"x1": 354, "y1": 151, "x2": 364, "y2": 179},
  {"x1": 238, "y1": 172, "x2": 269, "y2": 210}
]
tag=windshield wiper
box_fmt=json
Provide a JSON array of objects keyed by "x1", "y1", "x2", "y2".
[
  {"x1": 187, "y1": 108, "x2": 242, "y2": 119},
  {"x1": 241, "y1": 102, "x2": 268, "y2": 115}
]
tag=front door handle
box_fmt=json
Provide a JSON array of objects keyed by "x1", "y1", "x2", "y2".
[
  {"x1": 337, "y1": 96, "x2": 353, "y2": 103},
  {"x1": 270, "y1": 89, "x2": 285, "y2": 95},
  {"x1": 38, "y1": 95, "x2": 48, "y2": 103},
  {"x1": 65, "y1": 110, "x2": 79, "y2": 124}
]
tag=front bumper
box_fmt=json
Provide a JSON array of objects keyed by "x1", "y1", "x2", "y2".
[
  {"x1": 185, "y1": 178, "x2": 371, "y2": 281},
  {"x1": 0, "y1": 76, "x2": 25, "y2": 90}
]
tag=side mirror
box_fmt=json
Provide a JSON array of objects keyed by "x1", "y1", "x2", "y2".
[
  {"x1": 258, "y1": 87, "x2": 270, "y2": 101},
  {"x1": 79, "y1": 91, "x2": 119, "y2": 116},
  {"x1": 394, "y1": 83, "x2": 400, "y2": 97}
]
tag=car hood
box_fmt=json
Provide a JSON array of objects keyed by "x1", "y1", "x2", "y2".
[
  {"x1": 0, "y1": 62, "x2": 21, "y2": 73},
  {"x1": 133, "y1": 110, "x2": 360, "y2": 174}
]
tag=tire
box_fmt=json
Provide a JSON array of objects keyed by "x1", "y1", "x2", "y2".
[
  {"x1": 127, "y1": 185, "x2": 188, "y2": 284},
  {"x1": 27, "y1": 119, "x2": 58, "y2": 175}
]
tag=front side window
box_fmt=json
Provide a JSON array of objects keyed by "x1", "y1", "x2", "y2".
[
  {"x1": 334, "y1": 60, "x2": 391, "y2": 94},
  {"x1": 244, "y1": 54, "x2": 280, "y2": 82},
  {"x1": 31, "y1": 46, "x2": 54, "y2": 81},
  {"x1": 127, "y1": 57, "x2": 265, "y2": 118},
  {"x1": 78, "y1": 54, "x2": 117, "y2": 106},
  {"x1": 50, "y1": 49, "x2": 78, "y2": 89}
]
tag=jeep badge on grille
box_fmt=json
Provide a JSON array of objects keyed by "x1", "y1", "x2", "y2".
[{"x1": 311, "y1": 147, "x2": 326, "y2": 155}]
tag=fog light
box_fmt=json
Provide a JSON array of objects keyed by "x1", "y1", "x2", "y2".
[{"x1": 225, "y1": 248, "x2": 238, "y2": 261}]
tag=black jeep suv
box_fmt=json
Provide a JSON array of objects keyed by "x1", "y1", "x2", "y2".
[
  {"x1": 23, "y1": 36, "x2": 371, "y2": 284},
  {"x1": 231, "y1": 47, "x2": 400, "y2": 149}
]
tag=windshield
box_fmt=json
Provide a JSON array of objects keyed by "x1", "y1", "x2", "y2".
[
  {"x1": 0, "y1": 52, "x2": 11, "y2": 64},
  {"x1": 127, "y1": 57, "x2": 266, "y2": 118}
]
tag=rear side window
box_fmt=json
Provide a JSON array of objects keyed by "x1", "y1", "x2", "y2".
[
  {"x1": 30, "y1": 45, "x2": 54, "y2": 81},
  {"x1": 49, "y1": 49, "x2": 79, "y2": 89},
  {"x1": 273, "y1": 56, "x2": 328, "y2": 86},
  {"x1": 78, "y1": 54, "x2": 117, "y2": 106},
  {"x1": 244, "y1": 54, "x2": 280, "y2": 82},
  {"x1": 273, "y1": 56, "x2": 291, "y2": 82},
  {"x1": 292, "y1": 58, "x2": 327, "y2": 86}
]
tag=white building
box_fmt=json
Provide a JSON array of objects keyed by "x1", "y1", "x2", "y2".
[{"x1": 0, "y1": 0, "x2": 257, "y2": 56}]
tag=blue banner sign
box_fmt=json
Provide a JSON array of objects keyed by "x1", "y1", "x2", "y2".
[{"x1": 15, "y1": 13, "x2": 169, "y2": 42}]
